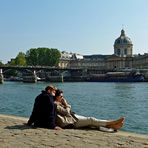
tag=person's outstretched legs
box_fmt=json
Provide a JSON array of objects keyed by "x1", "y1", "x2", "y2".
[{"x1": 74, "y1": 115, "x2": 124, "y2": 130}]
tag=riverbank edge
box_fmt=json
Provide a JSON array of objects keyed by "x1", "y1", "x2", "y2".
[{"x1": 0, "y1": 114, "x2": 148, "y2": 148}]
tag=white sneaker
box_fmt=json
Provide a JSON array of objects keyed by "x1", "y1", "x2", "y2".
[{"x1": 99, "y1": 127, "x2": 116, "y2": 132}]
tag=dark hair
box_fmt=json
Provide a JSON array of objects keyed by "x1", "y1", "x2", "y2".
[{"x1": 55, "y1": 89, "x2": 63, "y2": 97}]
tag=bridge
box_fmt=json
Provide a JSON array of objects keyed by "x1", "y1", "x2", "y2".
[
  {"x1": 0, "y1": 65, "x2": 83, "y2": 71},
  {"x1": 0, "y1": 66, "x2": 85, "y2": 77},
  {"x1": 0, "y1": 66, "x2": 107, "y2": 74},
  {"x1": 0, "y1": 66, "x2": 107, "y2": 83}
]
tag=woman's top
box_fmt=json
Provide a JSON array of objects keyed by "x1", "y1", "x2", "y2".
[{"x1": 54, "y1": 101, "x2": 77, "y2": 128}]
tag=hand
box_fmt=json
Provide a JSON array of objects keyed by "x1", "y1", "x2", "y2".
[
  {"x1": 23, "y1": 123, "x2": 30, "y2": 126},
  {"x1": 25, "y1": 122, "x2": 32, "y2": 126},
  {"x1": 62, "y1": 98, "x2": 69, "y2": 107},
  {"x1": 54, "y1": 126, "x2": 63, "y2": 130}
]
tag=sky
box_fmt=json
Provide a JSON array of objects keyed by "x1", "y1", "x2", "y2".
[{"x1": 0, "y1": 0, "x2": 148, "y2": 63}]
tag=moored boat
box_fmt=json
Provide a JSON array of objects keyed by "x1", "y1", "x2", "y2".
[
  {"x1": 87, "y1": 71, "x2": 144, "y2": 82},
  {"x1": 23, "y1": 75, "x2": 37, "y2": 83}
]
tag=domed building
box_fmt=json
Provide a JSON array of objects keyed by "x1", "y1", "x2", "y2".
[
  {"x1": 114, "y1": 29, "x2": 133, "y2": 57},
  {"x1": 59, "y1": 29, "x2": 148, "y2": 72}
]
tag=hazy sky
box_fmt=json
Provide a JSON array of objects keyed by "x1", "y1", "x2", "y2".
[{"x1": 0, "y1": 0, "x2": 148, "y2": 63}]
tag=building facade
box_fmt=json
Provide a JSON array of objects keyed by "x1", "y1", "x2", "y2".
[
  {"x1": 59, "y1": 29, "x2": 148, "y2": 71},
  {"x1": 114, "y1": 29, "x2": 133, "y2": 57}
]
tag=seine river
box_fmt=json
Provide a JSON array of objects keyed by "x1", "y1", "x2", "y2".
[{"x1": 0, "y1": 81, "x2": 148, "y2": 135}]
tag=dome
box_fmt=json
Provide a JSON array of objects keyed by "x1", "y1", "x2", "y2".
[
  {"x1": 114, "y1": 29, "x2": 132, "y2": 45},
  {"x1": 114, "y1": 29, "x2": 133, "y2": 57}
]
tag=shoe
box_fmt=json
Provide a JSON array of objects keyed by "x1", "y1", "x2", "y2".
[{"x1": 99, "y1": 127, "x2": 116, "y2": 132}]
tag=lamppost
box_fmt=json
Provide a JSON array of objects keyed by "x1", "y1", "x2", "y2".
[{"x1": 0, "y1": 69, "x2": 4, "y2": 84}]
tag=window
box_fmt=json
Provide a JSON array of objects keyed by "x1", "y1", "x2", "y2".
[
  {"x1": 124, "y1": 49, "x2": 127, "y2": 55},
  {"x1": 117, "y1": 49, "x2": 120, "y2": 55},
  {"x1": 124, "y1": 39, "x2": 127, "y2": 43}
]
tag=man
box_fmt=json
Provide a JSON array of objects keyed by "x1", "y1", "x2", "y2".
[{"x1": 27, "y1": 85, "x2": 61, "y2": 130}]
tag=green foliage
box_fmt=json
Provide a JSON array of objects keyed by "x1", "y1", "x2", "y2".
[
  {"x1": 15, "y1": 52, "x2": 27, "y2": 66},
  {"x1": 0, "y1": 61, "x2": 4, "y2": 66},
  {"x1": 48, "y1": 48, "x2": 61, "y2": 66},
  {"x1": 8, "y1": 59, "x2": 16, "y2": 66},
  {"x1": 6, "y1": 47, "x2": 61, "y2": 67},
  {"x1": 7, "y1": 52, "x2": 26, "y2": 66},
  {"x1": 26, "y1": 47, "x2": 61, "y2": 66},
  {"x1": 26, "y1": 48, "x2": 38, "y2": 66}
]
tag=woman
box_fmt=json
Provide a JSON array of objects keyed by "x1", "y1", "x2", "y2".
[{"x1": 54, "y1": 89, "x2": 124, "y2": 131}]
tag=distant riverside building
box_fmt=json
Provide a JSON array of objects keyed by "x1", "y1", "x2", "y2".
[
  {"x1": 133, "y1": 53, "x2": 148, "y2": 68},
  {"x1": 114, "y1": 29, "x2": 133, "y2": 57},
  {"x1": 58, "y1": 51, "x2": 83, "y2": 68},
  {"x1": 59, "y1": 29, "x2": 148, "y2": 71}
]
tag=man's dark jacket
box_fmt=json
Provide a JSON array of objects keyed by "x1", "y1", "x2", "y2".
[{"x1": 27, "y1": 91, "x2": 56, "y2": 129}]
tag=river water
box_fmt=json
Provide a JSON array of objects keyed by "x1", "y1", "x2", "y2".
[{"x1": 0, "y1": 81, "x2": 148, "y2": 135}]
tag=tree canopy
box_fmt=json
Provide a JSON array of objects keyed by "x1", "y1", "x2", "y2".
[
  {"x1": 7, "y1": 52, "x2": 26, "y2": 66},
  {"x1": 6, "y1": 47, "x2": 61, "y2": 67},
  {"x1": 15, "y1": 52, "x2": 27, "y2": 66},
  {"x1": 0, "y1": 61, "x2": 4, "y2": 66},
  {"x1": 26, "y1": 47, "x2": 61, "y2": 66}
]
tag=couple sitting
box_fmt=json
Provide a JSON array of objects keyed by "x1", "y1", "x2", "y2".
[{"x1": 27, "y1": 85, "x2": 124, "y2": 132}]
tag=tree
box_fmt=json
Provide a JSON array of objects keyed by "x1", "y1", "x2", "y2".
[
  {"x1": 47, "y1": 48, "x2": 61, "y2": 66},
  {"x1": 0, "y1": 61, "x2": 4, "y2": 66},
  {"x1": 38, "y1": 48, "x2": 48, "y2": 66},
  {"x1": 7, "y1": 59, "x2": 16, "y2": 66},
  {"x1": 6, "y1": 52, "x2": 26, "y2": 66},
  {"x1": 26, "y1": 48, "x2": 39, "y2": 66},
  {"x1": 26, "y1": 47, "x2": 61, "y2": 66},
  {"x1": 15, "y1": 52, "x2": 27, "y2": 66}
]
